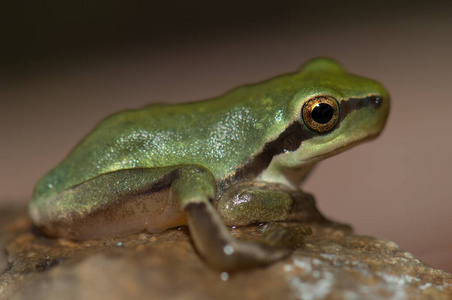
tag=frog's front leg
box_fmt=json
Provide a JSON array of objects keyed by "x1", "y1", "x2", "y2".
[
  {"x1": 216, "y1": 181, "x2": 328, "y2": 226},
  {"x1": 171, "y1": 166, "x2": 290, "y2": 271}
]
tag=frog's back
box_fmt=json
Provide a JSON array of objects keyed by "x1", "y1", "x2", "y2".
[
  {"x1": 33, "y1": 75, "x2": 299, "y2": 202},
  {"x1": 33, "y1": 103, "x2": 213, "y2": 200}
]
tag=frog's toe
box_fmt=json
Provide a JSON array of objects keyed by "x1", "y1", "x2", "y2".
[
  {"x1": 288, "y1": 192, "x2": 330, "y2": 223},
  {"x1": 260, "y1": 222, "x2": 312, "y2": 250}
]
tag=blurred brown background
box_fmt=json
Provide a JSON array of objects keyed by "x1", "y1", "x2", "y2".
[{"x1": 1, "y1": 1, "x2": 451, "y2": 272}]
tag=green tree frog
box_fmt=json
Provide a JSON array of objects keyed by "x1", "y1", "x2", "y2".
[{"x1": 30, "y1": 58, "x2": 389, "y2": 271}]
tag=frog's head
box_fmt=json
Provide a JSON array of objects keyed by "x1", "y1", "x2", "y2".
[{"x1": 269, "y1": 57, "x2": 390, "y2": 171}]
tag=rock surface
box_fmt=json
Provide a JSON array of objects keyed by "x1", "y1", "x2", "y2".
[{"x1": 0, "y1": 206, "x2": 451, "y2": 300}]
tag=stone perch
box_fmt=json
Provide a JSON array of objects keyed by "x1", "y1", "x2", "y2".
[{"x1": 0, "y1": 206, "x2": 451, "y2": 300}]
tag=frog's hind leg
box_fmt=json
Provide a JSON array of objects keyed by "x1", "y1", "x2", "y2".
[
  {"x1": 32, "y1": 165, "x2": 291, "y2": 270},
  {"x1": 171, "y1": 165, "x2": 290, "y2": 271},
  {"x1": 30, "y1": 168, "x2": 188, "y2": 240}
]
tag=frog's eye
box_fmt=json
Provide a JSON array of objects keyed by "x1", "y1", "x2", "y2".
[{"x1": 302, "y1": 96, "x2": 340, "y2": 133}]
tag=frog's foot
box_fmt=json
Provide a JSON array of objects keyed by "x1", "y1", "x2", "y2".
[
  {"x1": 186, "y1": 202, "x2": 292, "y2": 271},
  {"x1": 287, "y1": 191, "x2": 332, "y2": 223},
  {"x1": 259, "y1": 222, "x2": 312, "y2": 250}
]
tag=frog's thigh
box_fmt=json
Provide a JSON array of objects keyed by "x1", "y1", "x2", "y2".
[
  {"x1": 33, "y1": 168, "x2": 188, "y2": 240},
  {"x1": 216, "y1": 182, "x2": 294, "y2": 226}
]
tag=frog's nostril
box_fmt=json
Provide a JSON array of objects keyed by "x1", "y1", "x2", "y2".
[{"x1": 372, "y1": 96, "x2": 383, "y2": 107}]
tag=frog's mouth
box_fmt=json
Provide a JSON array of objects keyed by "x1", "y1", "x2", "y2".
[{"x1": 302, "y1": 131, "x2": 381, "y2": 164}]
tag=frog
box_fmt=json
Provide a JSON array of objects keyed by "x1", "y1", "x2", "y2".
[{"x1": 30, "y1": 58, "x2": 390, "y2": 271}]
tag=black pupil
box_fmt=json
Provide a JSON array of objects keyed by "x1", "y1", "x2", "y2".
[{"x1": 311, "y1": 103, "x2": 334, "y2": 124}]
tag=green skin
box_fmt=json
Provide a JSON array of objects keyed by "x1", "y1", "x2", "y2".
[{"x1": 30, "y1": 58, "x2": 390, "y2": 271}]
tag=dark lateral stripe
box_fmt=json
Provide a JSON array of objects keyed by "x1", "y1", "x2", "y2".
[
  {"x1": 339, "y1": 95, "x2": 382, "y2": 122},
  {"x1": 220, "y1": 121, "x2": 314, "y2": 191}
]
